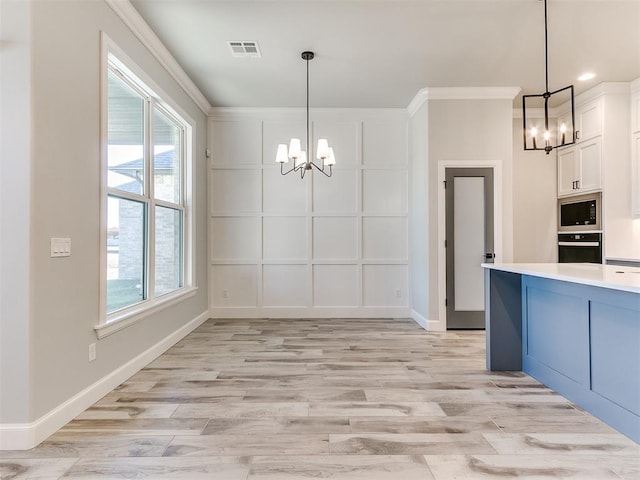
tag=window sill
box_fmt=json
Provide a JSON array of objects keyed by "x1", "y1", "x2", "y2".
[{"x1": 94, "y1": 286, "x2": 198, "y2": 339}]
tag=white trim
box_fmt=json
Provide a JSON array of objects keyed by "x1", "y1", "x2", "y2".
[
  {"x1": 0, "y1": 310, "x2": 209, "y2": 451},
  {"x1": 103, "y1": 34, "x2": 196, "y2": 128},
  {"x1": 631, "y1": 77, "x2": 640, "y2": 95},
  {"x1": 437, "y1": 160, "x2": 503, "y2": 331},
  {"x1": 407, "y1": 88, "x2": 428, "y2": 117},
  {"x1": 208, "y1": 107, "x2": 409, "y2": 121},
  {"x1": 427, "y1": 87, "x2": 520, "y2": 101},
  {"x1": 209, "y1": 307, "x2": 411, "y2": 318},
  {"x1": 100, "y1": 33, "x2": 196, "y2": 327},
  {"x1": 104, "y1": 0, "x2": 211, "y2": 114},
  {"x1": 410, "y1": 311, "x2": 443, "y2": 332},
  {"x1": 411, "y1": 309, "x2": 428, "y2": 330},
  {"x1": 95, "y1": 287, "x2": 198, "y2": 339},
  {"x1": 574, "y1": 82, "x2": 631, "y2": 105}
]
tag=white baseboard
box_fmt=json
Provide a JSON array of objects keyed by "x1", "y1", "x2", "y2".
[
  {"x1": 0, "y1": 311, "x2": 209, "y2": 451},
  {"x1": 411, "y1": 310, "x2": 445, "y2": 331},
  {"x1": 411, "y1": 309, "x2": 429, "y2": 330},
  {"x1": 209, "y1": 306, "x2": 411, "y2": 318}
]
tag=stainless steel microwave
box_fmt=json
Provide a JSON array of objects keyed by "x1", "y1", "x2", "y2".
[{"x1": 558, "y1": 192, "x2": 601, "y2": 232}]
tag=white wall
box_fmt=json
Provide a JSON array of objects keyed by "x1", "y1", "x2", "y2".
[
  {"x1": 601, "y1": 88, "x2": 640, "y2": 260},
  {"x1": 427, "y1": 97, "x2": 515, "y2": 329},
  {"x1": 209, "y1": 109, "x2": 410, "y2": 318},
  {"x1": 409, "y1": 102, "x2": 429, "y2": 326},
  {"x1": 0, "y1": 0, "x2": 32, "y2": 425},
  {"x1": 407, "y1": 90, "x2": 518, "y2": 330},
  {"x1": 1, "y1": 0, "x2": 209, "y2": 448},
  {"x1": 512, "y1": 117, "x2": 558, "y2": 262}
]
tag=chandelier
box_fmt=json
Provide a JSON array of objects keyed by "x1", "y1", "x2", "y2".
[
  {"x1": 522, "y1": 0, "x2": 575, "y2": 154},
  {"x1": 276, "y1": 51, "x2": 335, "y2": 178}
]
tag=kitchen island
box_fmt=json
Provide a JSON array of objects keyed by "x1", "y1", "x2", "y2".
[{"x1": 483, "y1": 263, "x2": 640, "y2": 443}]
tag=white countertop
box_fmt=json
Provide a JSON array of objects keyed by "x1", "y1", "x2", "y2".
[{"x1": 482, "y1": 263, "x2": 640, "y2": 294}]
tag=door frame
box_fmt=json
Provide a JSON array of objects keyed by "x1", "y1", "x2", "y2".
[{"x1": 436, "y1": 160, "x2": 504, "y2": 331}]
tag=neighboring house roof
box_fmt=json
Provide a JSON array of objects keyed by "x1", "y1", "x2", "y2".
[
  {"x1": 109, "y1": 150, "x2": 177, "y2": 193},
  {"x1": 109, "y1": 149, "x2": 176, "y2": 176}
]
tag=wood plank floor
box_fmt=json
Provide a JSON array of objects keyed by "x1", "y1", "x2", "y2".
[{"x1": 2, "y1": 318, "x2": 639, "y2": 479}]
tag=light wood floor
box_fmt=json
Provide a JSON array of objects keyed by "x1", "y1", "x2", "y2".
[{"x1": 2, "y1": 318, "x2": 639, "y2": 479}]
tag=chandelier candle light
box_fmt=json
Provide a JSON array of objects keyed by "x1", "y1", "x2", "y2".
[
  {"x1": 522, "y1": 0, "x2": 575, "y2": 154},
  {"x1": 276, "y1": 51, "x2": 335, "y2": 178}
]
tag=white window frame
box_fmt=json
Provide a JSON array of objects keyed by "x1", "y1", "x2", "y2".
[{"x1": 96, "y1": 33, "x2": 196, "y2": 339}]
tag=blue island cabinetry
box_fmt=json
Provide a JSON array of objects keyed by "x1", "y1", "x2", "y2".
[{"x1": 484, "y1": 264, "x2": 640, "y2": 443}]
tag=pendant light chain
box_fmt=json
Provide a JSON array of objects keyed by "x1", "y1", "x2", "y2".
[
  {"x1": 544, "y1": 0, "x2": 549, "y2": 94},
  {"x1": 306, "y1": 54, "x2": 310, "y2": 166}
]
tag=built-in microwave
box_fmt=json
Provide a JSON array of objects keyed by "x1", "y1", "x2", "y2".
[{"x1": 558, "y1": 192, "x2": 601, "y2": 232}]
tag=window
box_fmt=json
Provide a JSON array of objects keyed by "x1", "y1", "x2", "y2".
[{"x1": 100, "y1": 37, "x2": 194, "y2": 334}]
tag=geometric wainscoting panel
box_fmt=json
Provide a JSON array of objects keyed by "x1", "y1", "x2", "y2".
[{"x1": 209, "y1": 110, "x2": 410, "y2": 317}]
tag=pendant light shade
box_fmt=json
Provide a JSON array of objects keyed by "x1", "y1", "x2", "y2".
[
  {"x1": 325, "y1": 147, "x2": 336, "y2": 166},
  {"x1": 316, "y1": 138, "x2": 330, "y2": 160},
  {"x1": 276, "y1": 51, "x2": 335, "y2": 178},
  {"x1": 276, "y1": 144, "x2": 289, "y2": 164},
  {"x1": 522, "y1": 0, "x2": 575, "y2": 154},
  {"x1": 288, "y1": 138, "x2": 302, "y2": 160}
]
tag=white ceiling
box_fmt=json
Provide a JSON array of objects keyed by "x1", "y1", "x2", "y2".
[{"x1": 130, "y1": 0, "x2": 640, "y2": 108}]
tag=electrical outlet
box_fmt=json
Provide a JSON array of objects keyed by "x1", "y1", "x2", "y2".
[
  {"x1": 222, "y1": 289, "x2": 229, "y2": 299},
  {"x1": 88, "y1": 343, "x2": 96, "y2": 362},
  {"x1": 396, "y1": 289, "x2": 402, "y2": 298}
]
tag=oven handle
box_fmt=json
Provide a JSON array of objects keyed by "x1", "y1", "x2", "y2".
[{"x1": 558, "y1": 241, "x2": 600, "y2": 247}]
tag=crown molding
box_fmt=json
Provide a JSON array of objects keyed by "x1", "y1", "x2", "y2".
[
  {"x1": 574, "y1": 82, "x2": 631, "y2": 104},
  {"x1": 407, "y1": 88, "x2": 429, "y2": 116},
  {"x1": 427, "y1": 86, "x2": 521, "y2": 100},
  {"x1": 208, "y1": 107, "x2": 408, "y2": 120},
  {"x1": 104, "y1": 0, "x2": 211, "y2": 115},
  {"x1": 407, "y1": 87, "x2": 521, "y2": 113},
  {"x1": 629, "y1": 77, "x2": 640, "y2": 94}
]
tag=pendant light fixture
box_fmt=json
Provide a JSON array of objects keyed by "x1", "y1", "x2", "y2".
[
  {"x1": 276, "y1": 51, "x2": 335, "y2": 178},
  {"x1": 522, "y1": 0, "x2": 575, "y2": 154}
]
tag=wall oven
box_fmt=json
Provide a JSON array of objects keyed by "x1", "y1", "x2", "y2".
[
  {"x1": 558, "y1": 232, "x2": 602, "y2": 263},
  {"x1": 558, "y1": 193, "x2": 602, "y2": 263}
]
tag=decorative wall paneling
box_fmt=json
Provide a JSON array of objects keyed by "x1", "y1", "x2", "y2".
[{"x1": 208, "y1": 110, "x2": 410, "y2": 318}]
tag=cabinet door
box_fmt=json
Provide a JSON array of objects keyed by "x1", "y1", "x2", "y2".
[
  {"x1": 576, "y1": 98, "x2": 603, "y2": 142},
  {"x1": 633, "y1": 131, "x2": 640, "y2": 216},
  {"x1": 557, "y1": 146, "x2": 578, "y2": 197},
  {"x1": 632, "y1": 92, "x2": 640, "y2": 134},
  {"x1": 577, "y1": 137, "x2": 602, "y2": 192}
]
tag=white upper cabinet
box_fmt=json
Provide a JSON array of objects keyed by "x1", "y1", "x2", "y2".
[
  {"x1": 557, "y1": 146, "x2": 577, "y2": 196},
  {"x1": 632, "y1": 88, "x2": 640, "y2": 134},
  {"x1": 557, "y1": 137, "x2": 602, "y2": 197},
  {"x1": 632, "y1": 85, "x2": 640, "y2": 216},
  {"x1": 556, "y1": 94, "x2": 609, "y2": 198},
  {"x1": 557, "y1": 97, "x2": 603, "y2": 147},
  {"x1": 575, "y1": 98, "x2": 603, "y2": 142},
  {"x1": 578, "y1": 137, "x2": 603, "y2": 192},
  {"x1": 632, "y1": 131, "x2": 640, "y2": 216}
]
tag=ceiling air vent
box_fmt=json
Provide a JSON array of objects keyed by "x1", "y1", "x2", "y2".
[{"x1": 227, "y1": 41, "x2": 262, "y2": 58}]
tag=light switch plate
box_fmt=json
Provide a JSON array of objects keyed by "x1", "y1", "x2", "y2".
[{"x1": 51, "y1": 238, "x2": 71, "y2": 257}]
